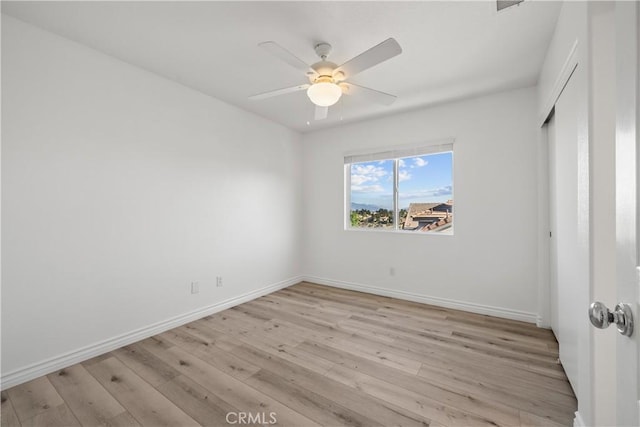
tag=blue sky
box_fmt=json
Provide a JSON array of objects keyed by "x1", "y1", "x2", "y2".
[{"x1": 350, "y1": 152, "x2": 453, "y2": 209}]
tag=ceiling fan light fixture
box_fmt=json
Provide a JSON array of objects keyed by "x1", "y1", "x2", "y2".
[{"x1": 307, "y1": 80, "x2": 342, "y2": 107}]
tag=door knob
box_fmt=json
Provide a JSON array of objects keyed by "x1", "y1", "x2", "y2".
[{"x1": 589, "y1": 301, "x2": 634, "y2": 337}]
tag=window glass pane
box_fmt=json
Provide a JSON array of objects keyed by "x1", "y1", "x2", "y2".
[
  {"x1": 398, "y1": 152, "x2": 453, "y2": 233},
  {"x1": 349, "y1": 160, "x2": 394, "y2": 229}
]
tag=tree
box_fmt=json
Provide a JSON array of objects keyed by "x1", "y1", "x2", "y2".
[{"x1": 350, "y1": 211, "x2": 359, "y2": 227}]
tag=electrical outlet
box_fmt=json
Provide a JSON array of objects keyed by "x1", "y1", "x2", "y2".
[
  {"x1": 191, "y1": 282, "x2": 199, "y2": 294},
  {"x1": 216, "y1": 276, "x2": 223, "y2": 287}
]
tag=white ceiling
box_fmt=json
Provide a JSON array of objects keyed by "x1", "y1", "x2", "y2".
[{"x1": 2, "y1": 1, "x2": 561, "y2": 133}]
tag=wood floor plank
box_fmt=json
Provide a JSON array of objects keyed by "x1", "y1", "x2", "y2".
[
  {"x1": 416, "y1": 364, "x2": 575, "y2": 425},
  {"x1": 416, "y1": 338, "x2": 574, "y2": 396},
  {"x1": 157, "y1": 329, "x2": 260, "y2": 380},
  {"x1": 449, "y1": 321, "x2": 556, "y2": 348},
  {"x1": 285, "y1": 286, "x2": 386, "y2": 312},
  {"x1": 6, "y1": 377, "x2": 65, "y2": 423},
  {"x1": 84, "y1": 356, "x2": 199, "y2": 427},
  {"x1": 261, "y1": 343, "x2": 335, "y2": 375},
  {"x1": 443, "y1": 312, "x2": 553, "y2": 340},
  {"x1": 245, "y1": 368, "x2": 384, "y2": 427},
  {"x1": 334, "y1": 330, "x2": 575, "y2": 405},
  {"x1": 212, "y1": 306, "x2": 272, "y2": 329},
  {"x1": 373, "y1": 306, "x2": 557, "y2": 355},
  {"x1": 262, "y1": 292, "x2": 351, "y2": 319},
  {"x1": 156, "y1": 375, "x2": 241, "y2": 427},
  {"x1": 450, "y1": 329, "x2": 559, "y2": 358},
  {"x1": 81, "y1": 352, "x2": 115, "y2": 367},
  {"x1": 325, "y1": 364, "x2": 517, "y2": 427},
  {"x1": 112, "y1": 343, "x2": 180, "y2": 387},
  {"x1": 47, "y1": 364, "x2": 126, "y2": 426},
  {"x1": 348, "y1": 314, "x2": 560, "y2": 368},
  {"x1": 104, "y1": 411, "x2": 141, "y2": 427},
  {"x1": 20, "y1": 404, "x2": 80, "y2": 427},
  {"x1": 334, "y1": 319, "x2": 397, "y2": 343},
  {"x1": 240, "y1": 320, "x2": 306, "y2": 348},
  {"x1": 180, "y1": 319, "x2": 243, "y2": 352},
  {"x1": 139, "y1": 342, "x2": 321, "y2": 427},
  {"x1": 382, "y1": 323, "x2": 574, "y2": 395},
  {"x1": 228, "y1": 342, "x2": 438, "y2": 427},
  {"x1": 297, "y1": 340, "x2": 526, "y2": 426},
  {"x1": 519, "y1": 410, "x2": 570, "y2": 427},
  {"x1": 2, "y1": 283, "x2": 576, "y2": 426},
  {"x1": 260, "y1": 317, "x2": 345, "y2": 346},
  {"x1": 344, "y1": 314, "x2": 566, "y2": 379},
  {"x1": 417, "y1": 357, "x2": 577, "y2": 412},
  {"x1": 1, "y1": 391, "x2": 22, "y2": 427},
  {"x1": 250, "y1": 295, "x2": 351, "y2": 324},
  {"x1": 329, "y1": 337, "x2": 422, "y2": 374},
  {"x1": 236, "y1": 300, "x2": 350, "y2": 340},
  {"x1": 222, "y1": 322, "x2": 334, "y2": 375},
  {"x1": 197, "y1": 312, "x2": 254, "y2": 337}
]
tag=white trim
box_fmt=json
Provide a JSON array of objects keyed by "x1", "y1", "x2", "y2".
[
  {"x1": 573, "y1": 410, "x2": 586, "y2": 427},
  {"x1": 0, "y1": 276, "x2": 301, "y2": 390},
  {"x1": 539, "y1": 39, "x2": 579, "y2": 126},
  {"x1": 343, "y1": 138, "x2": 455, "y2": 162},
  {"x1": 536, "y1": 316, "x2": 550, "y2": 329},
  {"x1": 303, "y1": 276, "x2": 537, "y2": 324},
  {"x1": 344, "y1": 143, "x2": 453, "y2": 164}
]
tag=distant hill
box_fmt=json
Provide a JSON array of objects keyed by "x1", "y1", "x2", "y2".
[{"x1": 351, "y1": 202, "x2": 383, "y2": 211}]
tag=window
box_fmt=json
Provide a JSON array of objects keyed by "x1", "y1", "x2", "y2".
[{"x1": 345, "y1": 143, "x2": 453, "y2": 234}]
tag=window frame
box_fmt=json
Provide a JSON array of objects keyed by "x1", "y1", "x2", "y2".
[{"x1": 344, "y1": 140, "x2": 454, "y2": 234}]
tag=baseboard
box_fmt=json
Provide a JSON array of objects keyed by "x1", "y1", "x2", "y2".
[
  {"x1": 536, "y1": 316, "x2": 551, "y2": 329},
  {"x1": 1, "y1": 276, "x2": 301, "y2": 390},
  {"x1": 303, "y1": 276, "x2": 538, "y2": 324},
  {"x1": 573, "y1": 410, "x2": 586, "y2": 427}
]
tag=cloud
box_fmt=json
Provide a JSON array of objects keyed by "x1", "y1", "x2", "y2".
[
  {"x1": 351, "y1": 164, "x2": 388, "y2": 186},
  {"x1": 351, "y1": 184, "x2": 385, "y2": 193},
  {"x1": 432, "y1": 185, "x2": 452, "y2": 196},
  {"x1": 413, "y1": 157, "x2": 428, "y2": 167},
  {"x1": 398, "y1": 170, "x2": 411, "y2": 182},
  {"x1": 398, "y1": 159, "x2": 406, "y2": 168},
  {"x1": 351, "y1": 175, "x2": 371, "y2": 186}
]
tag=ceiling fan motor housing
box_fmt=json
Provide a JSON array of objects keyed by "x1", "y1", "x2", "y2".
[{"x1": 309, "y1": 61, "x2": 338, "y2": 83}]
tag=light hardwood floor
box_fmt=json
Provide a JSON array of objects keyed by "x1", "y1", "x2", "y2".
[{"x1": 1, "y1": 282, "x2": 577, "y2": 427}]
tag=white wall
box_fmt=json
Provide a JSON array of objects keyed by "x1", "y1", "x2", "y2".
[
  {"x1": 302, "y1": 87, "x2": 540, "y2": 321},
  {"x1": 1, "y1": 15, "x2": 302, "y2": 386}
]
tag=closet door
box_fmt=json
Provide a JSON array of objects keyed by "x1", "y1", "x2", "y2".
[
  {"x1": 549, "y1": 71, "x2": 580, "y2": 394},
  {"x1": 548, "y1": 114, "x2": 558, "y2": 334}
]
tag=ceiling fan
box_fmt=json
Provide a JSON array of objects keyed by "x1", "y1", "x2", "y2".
[{"x1": 249, "y1": 38, "x2": 402, "y2": 120}]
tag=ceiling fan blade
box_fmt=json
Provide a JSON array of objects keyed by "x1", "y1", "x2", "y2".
[
  {"x1": 315, "y1": 105, "x2": 328, "y2": 120},
  {"x1": 341, "y1": 82, "x2": 397, "y2": 106},
  {"x1": 334, "y1": 38, "x2": 402, "y2": 80},
  {"x1": 249, "y1": 84, "x2": 310, "y2": 101},
  {"x1": 259, "y1": 41, "x2": 318, "y2": 76}
]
